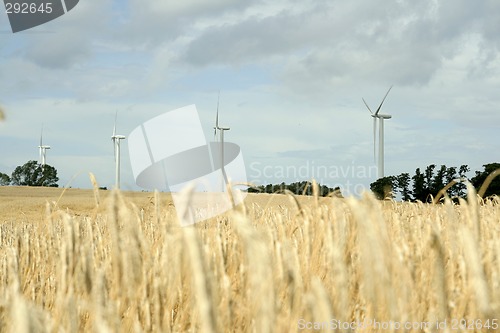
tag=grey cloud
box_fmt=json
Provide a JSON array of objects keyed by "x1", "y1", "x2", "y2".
[
  {"x1": 179, "y1": 0, "x2": 500, "y2": 89},
  {"x1": 13, "y1": 0, "x2": 113, "y2": 69},
  {"x1": 21, "y1": 32, "x2": 91, "y2": 69},
  {"x1": 181, "y1": 3, "x2": 349, "y2": 66},
  {"x1": 117, "y1": 0, "x2": 257, "y2": 48}
]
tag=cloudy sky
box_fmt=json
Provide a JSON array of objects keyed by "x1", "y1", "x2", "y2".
[{"x1": 0, "y1": 0, "x2": 499, "y2": 195}]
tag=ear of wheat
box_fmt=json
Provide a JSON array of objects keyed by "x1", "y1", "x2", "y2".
[{"x1": 0, "y1": 179, "x2": 498, "y2": 332}]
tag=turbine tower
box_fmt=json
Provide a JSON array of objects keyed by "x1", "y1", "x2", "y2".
[
  {"x1": 213, "y1": 92, "x2": 230, "y2": 191},
  {"x1": 38, "y1": 125, "x2": 51, "y2": 168},
  {"x1": 111, "y1": 112, "x2": 126, "y2": 189},
  {"x1": 362, "y1": 86, "x2": 393, "y2": 179}
]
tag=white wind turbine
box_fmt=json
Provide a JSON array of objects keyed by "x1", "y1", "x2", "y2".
[
  {"x1": 38, "y1": 125, "x2": 51, "y2": 168},
  {"x1": 213, "y1": 92, "x2": 230, "y2": 191},
  {"x1": 111, "y1": 112, "x2": 126, "y2": 189},
  {"x1": 363, "y1": 86, "x2": 393, "y2": 179}
]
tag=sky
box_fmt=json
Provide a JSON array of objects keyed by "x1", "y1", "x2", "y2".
[{"x1": 0, "y1": 0, "x2": 499, "y2": 196}]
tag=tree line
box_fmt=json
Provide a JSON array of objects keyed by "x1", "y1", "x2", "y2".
[
  {"x1": 3, "y1": 159, "x2": 498, "y2": 201},
  {"x1": 248, "y1": 181, "x2": 342, "y2": 197},
  {"x1": 370, "y1": 163, "x2": 500, "y2": 201},
  {"x1": 0, "y1": 160, "x2": 59, "y2": 187}
]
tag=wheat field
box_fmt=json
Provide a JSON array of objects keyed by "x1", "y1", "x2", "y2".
[{"x1": 0, "y1": 184, "x2": 499, "y2": 332}]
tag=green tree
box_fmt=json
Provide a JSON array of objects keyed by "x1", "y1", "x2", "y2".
[
  {"x1": 320, "y1": 185, "x2": 330, "y2": 196},
  {"x1": 471, "y1": 163, "x2": 500, "y2": 198},
  {"x1": 11, "y1": 160, "x2": 59, "y2": 187},
  {"x1": 247, "y1": 181, "x2": 341, "y2": 197},
  {"x1": 0, "y1": 172, "x2": 10, "y2": 186},
  {"x1": 431, "y1": 165, "x2": 447, "y2": 197},
  {"x1": 287, "y1": 182, "x2": 297, "y2": 194},
  {"x1": 300, "y1": 181, "x2": 312, "y2": 195},
  {"x1": 412, "y1": 168, "x2": 426, "y2": 202},
  {"x1": 444, "y1": 166, "x2": 458, "y2": 197},
  {"x1": 423, "y1": 164, "x2": 436, "y2": 199},
  {"x1": 370, "y1": 176, "x2": 395, "y2": 200},
  {"x1": 456, "y1": 164, "x2": 470, "y2": 197},
  {"x1": 396, "y1": 173, "x2": 412, "y2": 201},
  {"x1": 247, "y1": 185, "x2": 264, "y2": 193}
]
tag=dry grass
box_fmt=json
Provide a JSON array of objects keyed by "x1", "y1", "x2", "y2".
[{"x1": 0, "y1": 185, "x2": 499, "y2": 332}]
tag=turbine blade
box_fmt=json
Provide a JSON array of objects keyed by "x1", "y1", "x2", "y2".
[
  {"x1": 112, "y1": 112, "x2": 116, "y2": 160},
  {"x1": 216, "y1": 91, "x2": 220, "y2": 129},
  {"x1": 373, "y1": 117, "x2": 377, "y2": 163},
  {"x1": 375, "y1": 85, "x2": 393, "y2": 116},
  {"x1": 113, "y1": 111, "x2": 117, "y2": 136},
  {"x1": 40, "y1": 124, "x2": 43, "y2": 146},
  {"x1": 362, "y1": 98, "x2": 373, "y2": 114}
]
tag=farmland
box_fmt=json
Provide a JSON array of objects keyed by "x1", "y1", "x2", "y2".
[{"x1": 0, "y1": 186, "x2": 499, "y2": 332}]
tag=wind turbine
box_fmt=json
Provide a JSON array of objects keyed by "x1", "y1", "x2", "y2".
[
  {"x1": 38, "y1": 125, "x2": 51, "y2": 168},
  {"x1": 111, "y1": 112, "x2": 126, "y2": 189},
  {"x1": 213, "y1": 92, "x2": 230, "y2": 191},
  {"x1": 363, "y1": 86, "x2": 393, "y2": 179}
]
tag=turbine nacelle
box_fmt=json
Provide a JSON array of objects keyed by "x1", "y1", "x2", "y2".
[
  {"x1": 372, "y1": 114, "x2": 392, "y2": 119},
  {"x1": 112, "y1": 112, "x2": 126, "y2": 189}
]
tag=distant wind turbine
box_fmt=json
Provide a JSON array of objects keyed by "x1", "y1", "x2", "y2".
[
  {"x1": 111, "y1": 112, "x2": 126, "y2": 189},
  {"x1": 213, "y1": 92, "x2": 230, "y2": 191},
  {"x1": 362, "y1": 86, "x2": 393, "y2": 179},
  {"x1": 38, "y1": 125, "x2": 51, "y2": 168}
]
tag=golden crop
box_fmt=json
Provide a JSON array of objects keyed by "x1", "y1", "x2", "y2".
[{"x1": 0, "y1": 185, "x2": 499, "y2": 332}]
